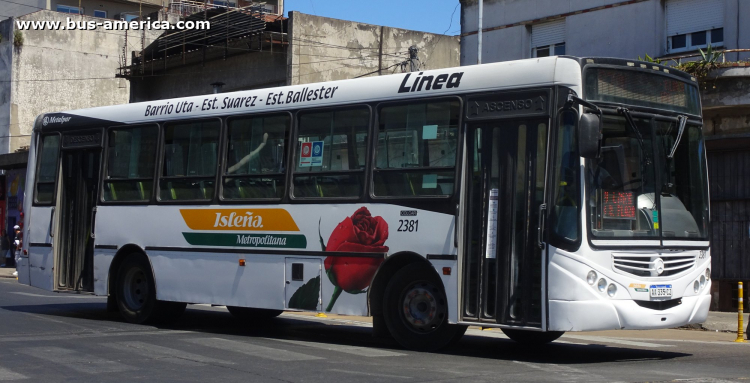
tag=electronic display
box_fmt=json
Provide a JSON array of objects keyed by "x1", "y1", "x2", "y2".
[
  {"x1": 585, "y1": 68, "x2": 701, "y2": 115},
  {"x1": 602, "y1": 190, "x2": 636, "y2": 219}
]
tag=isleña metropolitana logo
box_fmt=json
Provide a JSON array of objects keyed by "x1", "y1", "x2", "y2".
[{"x1": 179, "y1": 209, "x2": 307, "y2": 248}]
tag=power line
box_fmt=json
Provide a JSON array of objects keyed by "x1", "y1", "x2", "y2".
[{"x1": 423, "y1": 3, "x2": 459, "y2": 70}]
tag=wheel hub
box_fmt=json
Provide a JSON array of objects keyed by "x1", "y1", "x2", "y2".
[
  {"x1": 122, "y1": 267, "x2": 148, "y2": 311},
  {"x1": 401, "y1": 283, "x2": 445, "y2": 332}
]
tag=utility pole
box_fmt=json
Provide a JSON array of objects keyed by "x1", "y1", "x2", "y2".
[
  {"x1": 478, "y1": 0, "x2": 483, "y2": 64},
  {"x1": 408, "y1": 45, "x2": 419, "y2": 72}
]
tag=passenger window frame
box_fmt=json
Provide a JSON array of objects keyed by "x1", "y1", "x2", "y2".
[
  {"x1": 371, "y1": 96, "x2": 462, "y2": 200},
  {"x1": 219, "y1": 111, "x2": 293, "y2": 203},
  {"x1": 290, "y1": 104, "x2": 372, "y2": 201},
  {"x1": 33, "y1": 132, "x2": 62, "y2": 206},
  {"x1": 156, "y1": 117, "x2": 223, "y2": 204},
  {"x1": 100, "y1": 123, "x2": 160, "y2": 205}
]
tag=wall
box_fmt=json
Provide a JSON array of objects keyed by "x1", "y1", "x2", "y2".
[
  {"x1": 51, "y1": 0, "x2": 161, "y2": 19},
  {"x1": 460, "y1": 0, "x2": 746, "y2": 64},
  {"x1": 3, "y1": 10, "x2": 155, "y2": 153},
  {"x1": 459, "y1": 0, "x2": 645, "y2": 64},
  {"x1": 0, "y1": 19, "x2": 13, "y2": 154},
  {"x1": 129, "y1": 48, "x2": 288, "y2": 101},
  {"x1": 287, "y1": 12, "x2": 460, "y2": 85}
]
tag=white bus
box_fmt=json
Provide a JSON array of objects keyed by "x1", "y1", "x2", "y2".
[{"x1": 18, "y1": 56, "x2": 711, "y2": 351}]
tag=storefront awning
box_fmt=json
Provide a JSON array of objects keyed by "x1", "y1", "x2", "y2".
[{"x1": 0, "y1": 151, "x2": 28, "y2": 170}]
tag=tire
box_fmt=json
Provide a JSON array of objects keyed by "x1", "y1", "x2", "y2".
[
  {"x1": 501, "y1": 328, "x2": 564, "y2": 345},
  {"x1": 226, "y1": 306, "x2": 283, "y2": 321},
  {"x1": 115, "y1": 253, "x2": 186, "y2": 324},
  {"x1": 382, "y1": 262, "x2": 467, "y2": 352}
]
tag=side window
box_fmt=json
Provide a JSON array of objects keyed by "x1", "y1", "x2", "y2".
[
  {"x1": 159, "y1": 120, "x2": 220, "y2": 201},
  {"x1": 293, "y1": 107, "x2": 369, "y2": 198},
  {"x1": 223, "y1": 114, "x2": 290, "y2": 200},
  {"x1": 549, "y1": 110, "x2": 580, "y2": 247},
  {"x1": 35, "y1": 134, "x2": 61, "y2": 204},
  {"x1": 102, "y1": 125, "x2": 158, "y2": 202},
  {"x1": 374, "y1": 100, "x2": 459, "y2": 197}
]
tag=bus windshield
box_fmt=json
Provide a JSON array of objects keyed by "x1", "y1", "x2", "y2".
[{"x1": 588, "y1": 114, "x2": 708, "y2": 241}]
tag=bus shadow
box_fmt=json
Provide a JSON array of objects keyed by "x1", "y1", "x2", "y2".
[
  {"x1": 446, "y1": 333, "x2": 691, "y2": 364},
  {"x1": 1, "y1": 302, "x2": 692, "y2": 365}
]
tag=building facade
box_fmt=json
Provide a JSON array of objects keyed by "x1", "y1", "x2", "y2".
[
  {"x1": 459, "y1": 0, "x2": 749, "y2": 65},
  {"x1": 126, "y1": 11, "x2": 460, "y2": 101},
  {"x1": 460, "y1": 0, "x2": 750, "y2": 311}
]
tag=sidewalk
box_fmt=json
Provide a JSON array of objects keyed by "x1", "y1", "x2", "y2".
[
  {"x1": 0, "y1": 267, "x2": 16, "y2": 279},
  {"x1": 700, "y1": 311, "x2": 749, "y2": 333}
]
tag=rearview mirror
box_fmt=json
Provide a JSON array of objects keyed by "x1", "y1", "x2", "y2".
[{"x1": 579, "y1": 113, "x2": 602, "y2": 159}]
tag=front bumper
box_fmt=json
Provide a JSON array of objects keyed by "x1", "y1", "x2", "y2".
[{"x1": 548, "y1": 288, "x2": 711, "y2": 331}]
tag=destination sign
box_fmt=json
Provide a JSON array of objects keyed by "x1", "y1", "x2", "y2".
[{"x1": 602, "y1": 190, "x2": 636, "y2": 220}]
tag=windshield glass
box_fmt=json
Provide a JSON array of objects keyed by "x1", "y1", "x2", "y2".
[{"x1": 588, "y1": 115, "x2": 708, "y2": 240}]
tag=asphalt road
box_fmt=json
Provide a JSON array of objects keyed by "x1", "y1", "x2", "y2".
[{"x1": 0, "y1": 278, "x2": 748, "y2": 383}]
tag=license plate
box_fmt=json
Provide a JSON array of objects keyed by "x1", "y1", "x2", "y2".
[{"x1": 649, "y1": 284, "x2": 672, "y2": 298}]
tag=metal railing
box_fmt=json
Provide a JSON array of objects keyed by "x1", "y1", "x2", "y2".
[
  {"x1": 167, "y1": 0, "x2": 278, "y2": 17},
  {"x1": 658, "y1": 48, "x2": 750, "y2": 64}
]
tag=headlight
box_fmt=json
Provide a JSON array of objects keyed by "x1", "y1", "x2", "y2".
[
  {"x1": 598, "y1": 278, "x2": 607, "y2": 292},
  {"x1": 700, "y1": 275, "x2": 706, "y2": 289},
  {"x1": 694, "y1": 280, "x2": 700, "y2": 293},
  {"x1": 706, "y1": 268, "x2": 711, "y2": 279},
  {"x1": 607, "y1": 284, "x2": 617, "y2": 297},
  {"x1": 587, "y1": 271, "x2": 597, "y2": 285}
]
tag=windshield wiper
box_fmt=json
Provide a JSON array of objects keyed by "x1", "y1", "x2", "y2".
[
  {"x1": 667, "y1": 115, "x2": 688, "y2": 159},
  {"x1": 617, "y1": 107, "x2": 651, "y2": 165}
]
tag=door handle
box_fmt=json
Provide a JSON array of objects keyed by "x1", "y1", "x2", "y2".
[
  {"x1": 537, "y1": 203, "x2": 547, "y2": 249},
  {"x1": 90, "y1": 207, "x2": 97, "y2": 239},
  {"x1": 454, "y1": 203, "x2": 459, "y2": 248},
  {"x1": 48, "y1": 207, "x2": 55, "y2": 238}
]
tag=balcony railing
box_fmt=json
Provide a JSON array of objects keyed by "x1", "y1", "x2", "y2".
[{"x1": 167, "y1": 0, "x2": 279, "y2": 17}]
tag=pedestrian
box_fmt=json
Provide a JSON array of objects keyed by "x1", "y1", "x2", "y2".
[
  {"x1": 0, "y1": 231, "x2": 9, "y2": 267},
  {"x1": 12, "y1": 225, "x2": 21, "y2": 277}
]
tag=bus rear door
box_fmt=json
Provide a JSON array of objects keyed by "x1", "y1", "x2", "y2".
[{"x1": 54, "y1": 130, "x2": 103, "y2": 292}]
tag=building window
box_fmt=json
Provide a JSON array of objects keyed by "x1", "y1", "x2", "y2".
[
  {"x1": 94, "y1": 10, "x2": 107, "y2": 18},
  {"x1": 56, "y1": 4, "x2": 82, "y2": 14},
  {"x1": 531, "y1": 19, "x2": 565, "y2": 58},
  {"x1": 666, "y1": 0, "x2": 724, "y2": 53}
]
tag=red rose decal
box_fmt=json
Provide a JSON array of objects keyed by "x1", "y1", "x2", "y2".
[{"x1": 323, "y1": 207, "x2": 388, "y2": 311}]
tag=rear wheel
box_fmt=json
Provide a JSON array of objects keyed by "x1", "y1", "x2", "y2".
[
  {"x1": 115, "y1": 253, "x2": 186, "y2": 324},
  {"x1": 382, "y1": 263, "x2": 466, "y2": 351},
  {"x1": 501, "y1": 328, "x2": 564, "y2": 345},
  {"x1": 226, "y1": 306, "x2": 283, "y2": 321}
]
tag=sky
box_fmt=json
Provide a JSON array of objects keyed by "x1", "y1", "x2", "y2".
[{"x1": 283, "y1": 0, "x2": 462, "y2": 36}]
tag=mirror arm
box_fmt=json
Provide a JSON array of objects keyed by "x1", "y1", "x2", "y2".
[{"x1": 566, "y1": 94, "x2": 602, "y2": 116}]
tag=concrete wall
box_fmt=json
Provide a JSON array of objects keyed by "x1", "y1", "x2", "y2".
[
  {"x1": 0, "y1": 19, "x2": 14, "y2": 154},
  {"x1": 1, "y1": 10, "x2": 155, "y2": 153},
  {"x1": 460, "y1": 0, "x2": 747, "y2": 65},
  {"x1": 129, "y1": 48, "x2": 288, "y2": 102},
  {"x1": 702, "y1": 67, "x2": 750, "y2": 136},
  {"x1": 287, "y1": 12, "x2": 460, "y2": 85},
  {"x1": 51, "y1": 0, "x2": 161, "y2": 19}
]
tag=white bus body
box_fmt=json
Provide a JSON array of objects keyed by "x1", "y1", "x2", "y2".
[{"x1": 19, "y1": 56, "x2": 711, "y2": 350}]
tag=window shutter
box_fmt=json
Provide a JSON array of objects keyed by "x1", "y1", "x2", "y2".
[
  {"x1": 666, "y1": 0, "x2": 724, "y2": 36},
  {"x1": 531, "y1": 19, "x2": 565, "y2": 48}
]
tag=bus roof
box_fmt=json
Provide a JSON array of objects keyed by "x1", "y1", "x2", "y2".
[{"x1": 38, "y1": 56, "x2": 584, "y2": 130}]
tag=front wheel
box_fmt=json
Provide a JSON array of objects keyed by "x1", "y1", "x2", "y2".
[
  {"x1": 226, "y1": 306, "x2": 283, "y2": 321},
  {"x1": 382, "y1": 263, "x2": 466, "y2": 351},
  {"x1": 501, "y1": 328, "x2": 564, "y2": 345}
]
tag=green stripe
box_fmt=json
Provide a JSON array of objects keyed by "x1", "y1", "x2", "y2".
[{"x1": 182, "y1": 232, "x2": 307, "y2": 249}]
